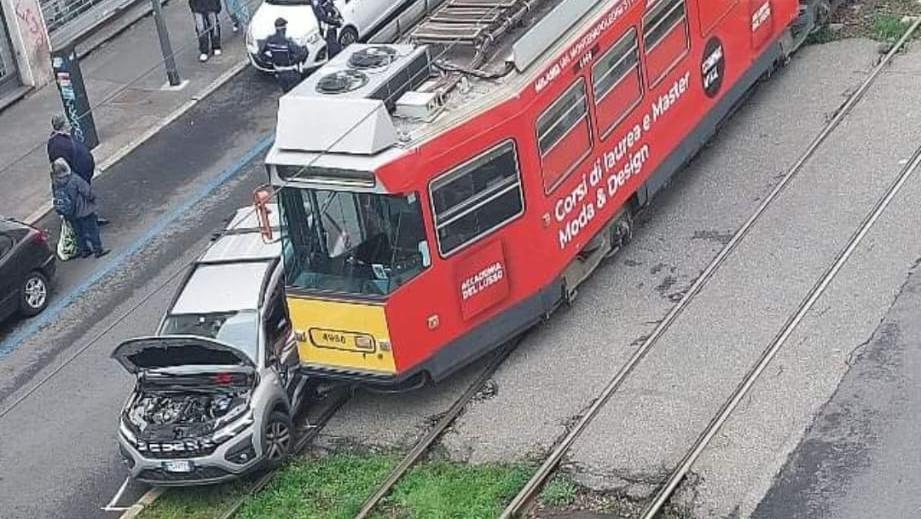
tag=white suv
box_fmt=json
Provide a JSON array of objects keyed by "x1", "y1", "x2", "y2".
[
  {"x1": 245, "y1": 0, "x2": 410, "y2": 72},
  {"x1": 113, "y1": 207, "x2": 312, "y2": 485}
]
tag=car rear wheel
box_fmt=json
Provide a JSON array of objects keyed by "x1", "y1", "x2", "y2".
[
  {"x1": 339, "y1": 26, "x2": 358, "y2": 47},
  {"x1": 262, "y1": 411, "x2": 293, "y2": 469},
  {"x1": 20, "y1": 271, "x2": 49, "y2": 317}
]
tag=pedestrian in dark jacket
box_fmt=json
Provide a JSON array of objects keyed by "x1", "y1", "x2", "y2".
[
  {"x1": 47, "y1": 114, "x2": 95, "y2": 184},
  {"x1": 313, "y1": 0, "x2": 343, "y2": 59},
  {"x1": 47, "y1": 114, "x2": 109, "y2": 225},
  {"x1": 261, "y1": 17, "x2": 308, "y2": 92},
  {"x1": 190, "y1": 0, "x2": 222, "y2": 62},
  {"x1": 51, "y1": 159, "x2": 110, "y2": 259}
]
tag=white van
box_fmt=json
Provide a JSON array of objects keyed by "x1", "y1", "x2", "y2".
[{"x1": 245, "y1": 0, "x2": 410, "y2": 73}]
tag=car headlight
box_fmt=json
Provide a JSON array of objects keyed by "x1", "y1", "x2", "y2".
[
  {"x1": 212, "y1": 407, "x2": 255, "y2": 443},
  {"x1": 119, "y1": 419, "x2": 137, "y2": 445}
]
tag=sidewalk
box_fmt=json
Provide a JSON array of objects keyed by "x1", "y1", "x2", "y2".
[{"x1": 0, "y1": 0, "x2": 251, "y2": 222}]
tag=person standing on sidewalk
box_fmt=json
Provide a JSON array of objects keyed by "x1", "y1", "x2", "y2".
[
  {"x1": 262, "y1": 18, "x2": 307, "y2": 93},
  {"x1": 47, "y1": 114, "x2": 109, "y2": 226},
  {"x1": 312, "y1": 0, "x2": 343, "y2": 60},
  {"x1": 51, "y1": 159, "x2": 110, "y2": 259},
  {"x1": 190, "y1": 0, "x2": 222, "y2": 62},
  {"x1": 223, "y1": 0, "x2": 249, "y2": 33}
]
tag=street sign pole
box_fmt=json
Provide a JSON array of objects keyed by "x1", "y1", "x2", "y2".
[
  {"x1": 150, "y1": 0, "x2": 181, "y2": 86},
  {"x1": 51, "y1": 46, "x2": 99, "y2": 149}
]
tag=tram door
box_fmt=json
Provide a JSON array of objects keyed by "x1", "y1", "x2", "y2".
[{"x1": 0, "y1": 4, "x2": 19, "y2": 95}]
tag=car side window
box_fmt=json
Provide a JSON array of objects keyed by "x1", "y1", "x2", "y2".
[{"x1": 0, "y1": 234, "x2": 13, "y2": 259}]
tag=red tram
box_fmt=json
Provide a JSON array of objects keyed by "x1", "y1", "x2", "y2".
[{"x1": 258, "y1": 0, "x2": 809, "y2": 387}]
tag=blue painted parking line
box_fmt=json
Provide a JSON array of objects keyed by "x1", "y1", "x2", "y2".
[{"x1": 0, "y1": 134, "x2": 274, "y2": 359}]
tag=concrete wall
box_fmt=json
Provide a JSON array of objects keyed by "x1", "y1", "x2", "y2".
[{"x1": 0, "y1": 0, "x2": 52, "y2": 88}]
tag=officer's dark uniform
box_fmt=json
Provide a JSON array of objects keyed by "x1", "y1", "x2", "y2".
[
  {"x1": 261, "y1": 18, "x2": 307, "y2": 93},
  {"x1": 313, "y1": 0, "x2": 343, "y2": 60}
]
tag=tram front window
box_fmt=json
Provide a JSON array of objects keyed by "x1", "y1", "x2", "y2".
[{"x1": 278, "y1": 187, "x2": 430, "y2": 296}]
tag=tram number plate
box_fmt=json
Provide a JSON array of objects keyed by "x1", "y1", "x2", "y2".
[
  {"x1": 162, "y1": 460, "x2": 193, "y2": 473},
  {"x1": 309, "y1": 329, "x2": 376, "y2": 353}
]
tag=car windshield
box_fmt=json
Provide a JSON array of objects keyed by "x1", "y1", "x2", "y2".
[
  {"x1": 161, "y1": 311, "x2": 259, "y2": 362},
  {"x1": 278, "y1": 187, "x2": 430, "y2": 296}
]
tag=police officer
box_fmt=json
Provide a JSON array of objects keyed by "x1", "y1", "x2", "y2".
[
  {"x1": 313, "y1": 0, "x2": 344, "y2": 60},
  {"x1": 261, "y1": 17, "x2": 307, "y2": 93}
]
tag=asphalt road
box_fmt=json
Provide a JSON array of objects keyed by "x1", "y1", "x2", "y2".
[
  {"x1": 753, "y1": 266, "x2": 921, "y2": 519},
  {"x1": 0, "y1": 69, "x2": 280, "y2": 519}
]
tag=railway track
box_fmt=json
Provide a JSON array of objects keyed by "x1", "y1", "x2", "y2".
[
  {"x1": 498, "y1": 18, "x2": 921, "y2": 519},
  {"x1": 639, "y1": 122, "x2": 921, "y2": 518},
  {"x1": 213, "y1": 385, "x2": 351, "y2": 519},
  {"x1": 350, "y1": 340, "x2": 519, "y2": 519}
]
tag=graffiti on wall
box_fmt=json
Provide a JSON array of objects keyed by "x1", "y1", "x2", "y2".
[{"x1": 14, "y1": 0, "x2": 48, "y2": 50}]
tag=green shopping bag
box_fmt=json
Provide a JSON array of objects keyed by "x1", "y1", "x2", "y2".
[{"x1": 57, "y1": 219, "x2": 79, "y2": 261}]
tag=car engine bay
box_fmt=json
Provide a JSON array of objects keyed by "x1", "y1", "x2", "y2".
[{"x1": 125, "y1": 375, "x2": 252, "y2": 441}]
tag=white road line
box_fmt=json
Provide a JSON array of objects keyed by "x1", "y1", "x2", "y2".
[{"x1": 103, "y1": 476, "x2": 132, "y2": 511}]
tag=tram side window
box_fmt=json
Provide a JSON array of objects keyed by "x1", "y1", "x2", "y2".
[
  {"x1": 431, "y1": 141, "x2": 524, "y2": 255},
  {"x1": 537, "y1": 80, "x2": 592, "y2": 193},
  {"x1": 592, "y1": 28, "x2": 642, "y2": 139},
  {"x1": 643, "y1": 0, "x2": 690, "y2": 85}
]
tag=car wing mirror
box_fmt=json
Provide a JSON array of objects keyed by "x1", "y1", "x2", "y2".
[{"x1": 276, "y1": 318, "x2": 289, "y2": 331}]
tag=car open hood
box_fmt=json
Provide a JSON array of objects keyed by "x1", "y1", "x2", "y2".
[{"x1": 112, "y1": 336, "x2": 255, "y2": 374}]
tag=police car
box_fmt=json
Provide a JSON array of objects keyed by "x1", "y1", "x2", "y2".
[{"x1": 245, "y1": 0, "x2": 409, "y2": 72}]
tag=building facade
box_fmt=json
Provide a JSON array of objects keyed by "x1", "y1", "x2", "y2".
[
  {"x1": 0, "y1": 1, "x2": 18, "y2": 94},
  {"x1": 0, "y1": 0, "x2": 53, "y2": 98}
]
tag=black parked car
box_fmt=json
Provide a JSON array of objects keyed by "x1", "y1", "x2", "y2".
[{"x1": 0, "y1": 217, "x2": 56, "y2": 322}]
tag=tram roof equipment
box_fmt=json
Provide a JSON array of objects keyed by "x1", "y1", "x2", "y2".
[{"x1": 273, "y1": 0, "x2": 619, "y2": 161}]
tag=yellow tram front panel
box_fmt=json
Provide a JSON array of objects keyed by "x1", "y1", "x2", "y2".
[{"x1": 286, "y1": 296, "x2": 397, "y2": 375}]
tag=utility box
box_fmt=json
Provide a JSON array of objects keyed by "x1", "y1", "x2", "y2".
[{"x1": 51, "y1": 44, "x2": 98, "y2": 149}]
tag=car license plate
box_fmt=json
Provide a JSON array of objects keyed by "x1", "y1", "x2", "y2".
[{"x1": 162, "y1": 460, "x2": 194, "y2": 473}]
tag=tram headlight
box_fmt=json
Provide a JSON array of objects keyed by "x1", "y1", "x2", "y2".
[{"x1": 355, "y1": 335, "x2": 374, "y2": 352}]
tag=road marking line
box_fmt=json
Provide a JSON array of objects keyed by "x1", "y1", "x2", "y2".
[
  {"x1": 103, "y1": 477, "x2": 132, "y2": 510},
  {"x1": 24, "y1": 59, "x2": 249, "y2": 226}
]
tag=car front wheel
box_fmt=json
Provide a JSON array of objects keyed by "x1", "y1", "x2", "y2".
[
  {"x1": 339, "y1": 26, "x2": 358, "y2": 47},
  {"x1": 262, "y1": 411, "x2": 293, "y2": 469},
  {"x1": 20, "y1": 271, "x2": 49, "y2": 317}
]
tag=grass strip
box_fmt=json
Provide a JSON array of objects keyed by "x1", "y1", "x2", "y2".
[{"x1": 139, "y1": 453, "x2": 543, "y2": 519}]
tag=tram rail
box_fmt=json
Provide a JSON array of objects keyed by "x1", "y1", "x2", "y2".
[
  {"x1": 351, "y1": 340, "x2": 519, "y2": 519},
  {"x1": 498, "y1": 17, "x2": 921, "y2": 519},
  {"x1": 214, "y1": 386, "x2": 351, "y2": 519},
  {"x1": 640, "y1": 102, "x2": 921, "y2": 519}
]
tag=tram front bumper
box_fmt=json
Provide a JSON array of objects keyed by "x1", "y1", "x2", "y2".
[{"x1": 288, "y1": 296, "x2": 399, "y2": 377}]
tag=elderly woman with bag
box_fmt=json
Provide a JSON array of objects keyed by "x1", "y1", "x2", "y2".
[{"x1": 50, "y1": 159, "x2": 110, "y2": 259}]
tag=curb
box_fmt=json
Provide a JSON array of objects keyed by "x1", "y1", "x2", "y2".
[
  {"x1": 25, "y1": 58, "x2": 249, "y2": 226},
  {"x1": 118, "y1": 487, "x2": 164, "y2": 519}
]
